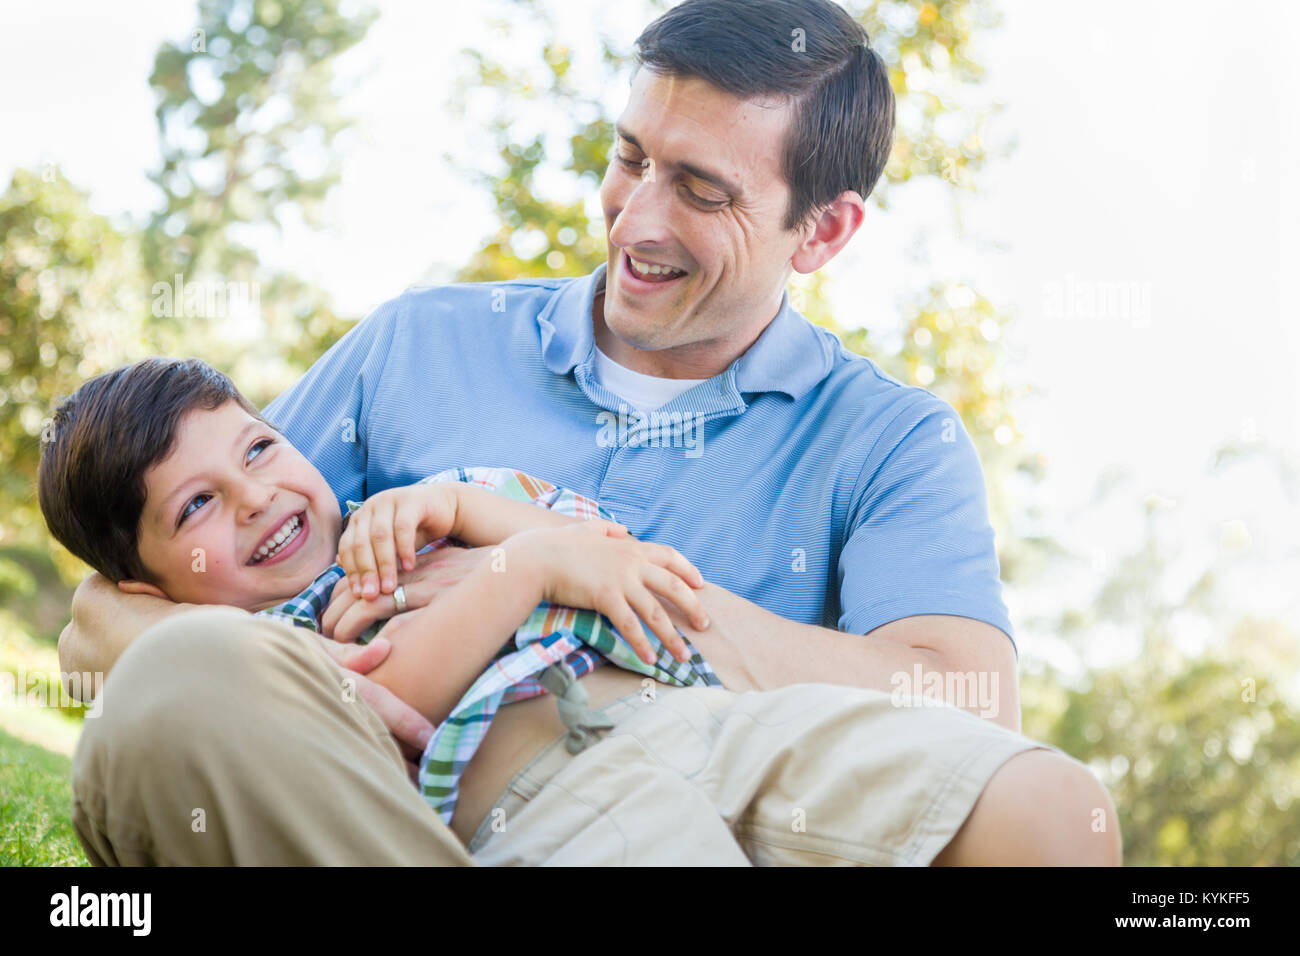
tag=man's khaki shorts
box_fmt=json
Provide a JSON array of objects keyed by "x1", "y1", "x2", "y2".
[{"x1": 468, "y1": 681, "x2": 1054, "y2": 866}]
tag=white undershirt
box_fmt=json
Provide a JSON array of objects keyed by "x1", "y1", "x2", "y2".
[{"x1": 592, "y1": 345, "x2": 708, "y2": 416}]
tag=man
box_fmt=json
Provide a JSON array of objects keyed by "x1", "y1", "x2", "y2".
[{"x1": 60, "y1": 0, "x2": 1120, "y2": 865}]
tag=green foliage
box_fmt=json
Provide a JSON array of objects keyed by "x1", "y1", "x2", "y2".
[
  {"x1": 0, "y1": 0, "x2": 375, "y2": 575},
  {"x1": 1024, "y1": 621, "x2": 1300, "y2": 865},
  {"x1": 143, "y1": 0, "x2": 376, "y2": 400},
  {"x1": 0, "y1": 169, "x2": 148, "y2": 555},
  {"x1": 146, "y1": 0, "x2": 377, "y2": 278}
]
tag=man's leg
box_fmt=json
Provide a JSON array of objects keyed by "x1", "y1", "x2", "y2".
[
  {"x1": 931, "y1": 749, "x2": 1121, "y2": 866},
  {"x1": 472, "y1": 683, "x2": 1119, "y2": 866},
  {"x1": 71, "y1": 607, "x2": 473, "y2": 865}
]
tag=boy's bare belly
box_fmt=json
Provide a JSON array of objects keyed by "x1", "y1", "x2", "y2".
[{"x1": 447, "y1": 665, "x2": 648, "y2": 844}]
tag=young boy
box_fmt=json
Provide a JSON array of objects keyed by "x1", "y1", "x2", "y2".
[{"x1": 39, "y1": 357, "x2": 718, "y2": 821}]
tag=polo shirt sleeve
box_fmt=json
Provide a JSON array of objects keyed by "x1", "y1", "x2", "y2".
[
  {"x1": 261, "y1": 296, "x2": 404, "y2": 515},
  {"x1": 837, "y1": 395, "x2": 1015, "y2": 655}
]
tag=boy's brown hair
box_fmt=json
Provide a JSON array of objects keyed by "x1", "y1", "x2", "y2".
[{"x1": 38, "y1": 358, "x2": 271, "y2": 583}]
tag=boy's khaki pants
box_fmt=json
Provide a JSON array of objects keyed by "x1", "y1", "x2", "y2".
[{"x1": 71, "y1": 607, "x2": 1050, "y2": 866}]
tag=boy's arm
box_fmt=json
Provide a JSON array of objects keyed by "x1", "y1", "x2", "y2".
[
  {"x1": 336, "y1": 479, "x2": 620, "y2": 603},
  {"x1": 443, "y1": 483, "x2": 593, "y2": 546},
  {"x1": 360, "y1": 522, "x2": 704, "y2": 724},
  {"x1": 361, "y1": 533, "x2": 547, "y2": 724}
]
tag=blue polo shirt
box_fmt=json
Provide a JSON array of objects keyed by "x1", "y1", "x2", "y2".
[{"x1": 263, "y1": 264, "x2": 1014, "y2": 649}]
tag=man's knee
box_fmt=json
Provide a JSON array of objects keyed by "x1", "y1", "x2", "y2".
[
  {"x1": 935, "y1": 749, "x2": 1122, "y2": 866},
  {"x1": 78, "y1": 608, "x2": 316, "y2": 771}
]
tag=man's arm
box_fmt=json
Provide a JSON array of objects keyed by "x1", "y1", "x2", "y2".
[
  {"x1": 662, "y1": 584, "x2": 1022, "y2": 733},
  {"x1": 58, "y1": 573, "x2": 199, "y2": 700}
]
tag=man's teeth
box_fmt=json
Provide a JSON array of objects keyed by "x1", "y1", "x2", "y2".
[
  {"x1": 630, "y1": 256, "x2": 684, "y2": 277},
  {"x1": 252, "y1": 515, "x2": 302, "y2": 564}
]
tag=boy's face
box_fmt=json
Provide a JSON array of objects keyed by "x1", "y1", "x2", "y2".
[{"x1": 127, "y1": 401, "x2": 342, "y2": 611}]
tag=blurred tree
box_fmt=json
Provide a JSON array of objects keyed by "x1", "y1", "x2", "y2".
[
  {"x1": 1018, "y1": 442, "x2": 1300, "y2": 865},
  {"x1": 144, "y1": 0, "x2": 377, "y2": 399},
  {"x1": 0, "y1": 0, "x2": 378, "y2": 598},
  {"x1": 0, "y1": 169, "x2": 148, "y2": 579}
]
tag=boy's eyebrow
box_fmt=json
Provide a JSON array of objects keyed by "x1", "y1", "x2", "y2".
[
  {"x1": 158, "y1": 419, "x2": 262, "y2": 523},
  {"x1": 615, "y1": 125, "x2": 740, "y2": 196}
]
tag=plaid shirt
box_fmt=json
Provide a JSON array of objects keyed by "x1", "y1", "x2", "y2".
[{"x1": 255, "y1": 465, "x2": 721, "y2": 824}]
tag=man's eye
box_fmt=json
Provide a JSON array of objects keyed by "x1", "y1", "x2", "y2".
[
  {"x1": 183, "y1": 494, "x2": 213, "y2": 522},
  {"x1": 683, "y1": 186, "x2": 726, "y2": 209},
  {"x1": 246, "y1": 437, "x2": 275, "y2": 464},
  {"x1": 617, "y1": 154, "x2": 646, "y2": 172}
]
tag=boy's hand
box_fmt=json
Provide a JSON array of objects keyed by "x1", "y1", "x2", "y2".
[
  {"x1": 337, "y1": 484, "x2": 459, "y2": 599},
  {"x1": 508, "y1": 523, "x2": 709, "y2": 666}
]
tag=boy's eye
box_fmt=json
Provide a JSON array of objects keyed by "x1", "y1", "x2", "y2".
[
  {"x1": 246, "y1": 437, "x2": 275, "y2": 464},
  {"x1": 180, "y1": 494, "x2": 212, "y2": 525}
]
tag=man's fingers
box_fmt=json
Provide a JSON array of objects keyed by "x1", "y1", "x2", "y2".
[
  {"x1": 334, "y1": 635, "x2": 392, "y2": 674},
  {"x1": 334, "y1": 597, "x2": 389, "y2": 645},
  {"x1": 321, "y1": 577, "x2": 353, "y2": 638},
  {"x1": 352, "y1": 670, "x2": 435, "y2": 754}
]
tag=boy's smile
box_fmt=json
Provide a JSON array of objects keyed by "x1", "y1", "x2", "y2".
[{"x1": 124, "y1": 401, "x2": 342, "y2": 611}]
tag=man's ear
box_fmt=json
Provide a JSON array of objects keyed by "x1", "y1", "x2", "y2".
[
  {"x1": 117, "y1": 579, "x2": 170, "y2": 600},
  {"x1": 790, "y1": 189, "x2": 866, "y2": 275}
]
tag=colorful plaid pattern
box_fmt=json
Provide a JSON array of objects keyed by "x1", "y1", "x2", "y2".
[{"x1": 255, "y1": 466, "x2": 721, "y2": 824}]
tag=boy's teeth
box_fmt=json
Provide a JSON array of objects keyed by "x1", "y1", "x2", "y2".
[{"x1": 253, "y1": 514, "x2": 302, "y2": 563}]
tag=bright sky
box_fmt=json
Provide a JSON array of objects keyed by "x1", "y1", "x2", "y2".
[{"x1": 3, "y1": 0, "x2": 1296, "y2": 663}]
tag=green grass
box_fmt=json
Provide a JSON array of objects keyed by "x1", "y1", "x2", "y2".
[
  {"x1": 0, "y1": 728, "x2": 88, "y2": 866},
  {"x1": 1, "y1": 604, "x2": 90, "y2": 866}
]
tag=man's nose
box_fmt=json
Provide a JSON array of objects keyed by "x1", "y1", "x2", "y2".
[{"x1": 608, "y1": 169, "x2": 673, "y2": 249}]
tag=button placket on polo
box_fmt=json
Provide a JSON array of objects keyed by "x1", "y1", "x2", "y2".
[{"x1": 575, "y1": 363, "x2": 748, "y2": 522}]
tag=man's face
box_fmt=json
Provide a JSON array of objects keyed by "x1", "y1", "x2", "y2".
[
  {"x1": 132, "y1": 401, "x2": 341, "y2": 610},
  {"x1": 599, "y1": 68, "x2": 809, "y2": 374}
]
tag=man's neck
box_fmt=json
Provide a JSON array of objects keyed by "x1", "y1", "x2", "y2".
[{"x1": 591, "y1": 289, "x2": 776, "y2": 380}]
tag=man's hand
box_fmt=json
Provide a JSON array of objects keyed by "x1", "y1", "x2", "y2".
[
  {"x1": 322, "y1": 544, "x2": 495, "y2": 644},
  {"x1": 310, "y1": 628, "x2": 435, "y2": 783}
]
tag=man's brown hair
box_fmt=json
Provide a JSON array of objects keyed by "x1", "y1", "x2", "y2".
[
  {"x1": 634, "y1": 0, "x2": 896, "y2": 231},
  {"x1": 38, "y1": 358, "x2": 269, "y2": 583}
]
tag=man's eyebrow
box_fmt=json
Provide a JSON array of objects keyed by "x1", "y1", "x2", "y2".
[
  {"x1": 615, "y1": 125, "x2": 740, "y2": 195},
  {"x1": 159, "y1": 419, "x2": 260, "y2": 523}
]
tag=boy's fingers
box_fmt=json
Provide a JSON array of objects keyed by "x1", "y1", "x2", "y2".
[
  {"x1": 394, "y1": 506, "x2": 418, "y2": 576},
  {"x1": 643, "y1": 565, "x2": 710, "y2": 633},
  {"x1": 368, "y1": 499, "x2": 398, "y2": 596},
  {"x1": 371, "y1": 512, "x2": 395, "y2": 595},
  {"x1": 350, "y1": 509, "x2": 381, "y2": 599},
  {"x1": 606, "y1": 599, "x2": 654, "y2": 666},
  {"x1": 628, "y1": 583, "x2": 690, "y2": 662},
  {"x1": 657, "y1": 545, "x2": 705, "y2": 589}
]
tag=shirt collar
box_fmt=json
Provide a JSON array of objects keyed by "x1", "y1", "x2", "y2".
[{"x1": 538, "y1": 263, "x2": 836, "y2": 402}]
